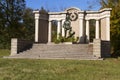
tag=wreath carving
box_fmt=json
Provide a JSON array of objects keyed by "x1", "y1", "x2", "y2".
[{"x1": 69, "y1": 12, "x2": 78, "y2": 21}]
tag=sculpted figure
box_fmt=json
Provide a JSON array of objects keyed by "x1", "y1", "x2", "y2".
[{"x1": 63, "y1": 13, "x2": 74, "y2": 38}]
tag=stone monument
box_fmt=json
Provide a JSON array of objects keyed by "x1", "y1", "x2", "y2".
[
  {"x1": 33, "y1": 7, "x2": 112, "y2": 57},
  {"x1": 10, "y1": 7, "x2": 112, "y2": 59}
]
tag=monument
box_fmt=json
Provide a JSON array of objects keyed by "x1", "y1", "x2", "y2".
[
  {"x1": 9, "y1": 7, "x2": 112, "y2": 59},
  {"x1": 33, "y1": 7, "x2": 111, "y2": 44},
  {"x1": 33, "y1": 7, "x2": 112, "y2": 58}
]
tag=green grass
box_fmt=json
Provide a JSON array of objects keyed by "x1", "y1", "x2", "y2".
[
  {"x1": 0, "y1": 49, "x2": 10, "y2": 58},
  {"x1": 0, "y1": 50, "x2": 120, "y2": 80}
]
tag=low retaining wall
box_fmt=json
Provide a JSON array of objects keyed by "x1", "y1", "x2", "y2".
[
  {"x1": 93, "y1": 39, "x2": 111, "y2": 58},
  {"x1": 101, "y1": 41, "x2": 110, "y2": 57},
  {"x1": 11, "y1": 38, "x2": 33, "y2": 56}
]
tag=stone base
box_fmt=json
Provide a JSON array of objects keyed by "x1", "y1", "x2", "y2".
[
  {"x1": 7, "y1": 43, "x2": 99, "y2": 60},
  {"x1": 93, "y1": 39, "x2": 101, "y2": 58},
  {"x1": 63, "y1": 42, "x2": 72, "y2": 44}
]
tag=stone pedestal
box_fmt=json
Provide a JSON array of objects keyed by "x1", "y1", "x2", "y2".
[{"x1": 11, "y1": 38, "x2": 18, "y2": 56}]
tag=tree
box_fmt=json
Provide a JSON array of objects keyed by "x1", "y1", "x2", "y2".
[
  {"x1": 22, "y1": 8, "x2": 34, "y2": 40},
  {"x1": 0, "y1": 0, "x2": 25, "y2": 49},
  {"x1": 0, "y1": 0, "x2": 25, "y2": 37}
]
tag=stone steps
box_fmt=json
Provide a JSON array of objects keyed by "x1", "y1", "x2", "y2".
[{"x1": 5, "y1": 43, "x2": 101, "y2": 60}]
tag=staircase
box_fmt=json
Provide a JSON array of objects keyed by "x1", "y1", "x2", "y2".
[{"x1": 6, "y1": 43, "x2": 100, "y2": 60}]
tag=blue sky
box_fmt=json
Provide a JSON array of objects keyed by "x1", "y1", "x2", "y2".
[{"x1": 26, "y1": 0, "x2": 100, "y2": 11}]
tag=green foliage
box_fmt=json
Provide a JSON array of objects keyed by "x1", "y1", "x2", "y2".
[
  {"x1": 89, "y1": 20, "x2": 95, "y2": 42},
  {"x1": 0, "y1": 1, "x2": 35, "y2": 49},
  {"x1": 51, "y1": 20, "x2": 57, "y2": 42},
  {"x1": 54, "y1": 39, "x2": 61, "y2": 44},
  {"x1": 54, "y1": 33, "x2": 79, "y2": 44},
  {"x1": 0, "y1": 0, "x2": 26, "y2": 49},
  {"x1": 54, "y1": 33, "x2": 63, "y2": 44},
  {"x1": 22, "y1": 8, "x2": 35, "y2": 40}
]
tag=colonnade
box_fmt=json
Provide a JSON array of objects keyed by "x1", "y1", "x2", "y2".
[
  {"x1": 34, "y1": 17, "x2": 110, "y2": 43},
  {"x1": 34, "y1": 8, "x2": 111, "y2": 43},
  {"x1": 47, "y1": 18, "x2": 110, "y2": 43}
]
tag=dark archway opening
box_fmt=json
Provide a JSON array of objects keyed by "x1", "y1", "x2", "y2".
[{"x1": 89, "y1": 19, "x2": 95, "y2": 42}]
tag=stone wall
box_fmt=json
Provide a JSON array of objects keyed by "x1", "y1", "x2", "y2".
[
  {"x1": 93, "y1": 39, "x2": 111, "y2": 58},
  {"x1": 11, "y1": 38, "x2": 33, "y2": 56},
  {"x1": 101, "y1": 41, "x2": 110, "y2": 57}
]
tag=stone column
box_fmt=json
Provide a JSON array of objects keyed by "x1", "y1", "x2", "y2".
[
  {"x1": 95, "y1": 20, "x2": 99, "y2": 39},
  {"x1": 48, "y1": 21, "x2": 52, "y2": 43},
  {"x1": 86, "y1": 20, "x2": 89, "y2": 42},
  {"x1": 106, "y1": 17, "x2": 110, "y2": 41},
  {"x1": 62, "y1": 20, "x2": 65, "y2": 37},
  {"x1": 57, "y1": 20, "x2": 61, "y2": 39},
  {"x1": 79, "y1": 18, "x2": 83, "y2": 42},
  {"x1": 35, "y1": 14, "x2": 39, "y2": 42}
]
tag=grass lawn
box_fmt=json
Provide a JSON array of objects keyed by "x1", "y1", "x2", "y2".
[
  {"x1": 0, "y1": 50, "x2": 120, "y2": 80},
  {"x1": 0, "y1": 49, "x2": 10, "y2": 58}
]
